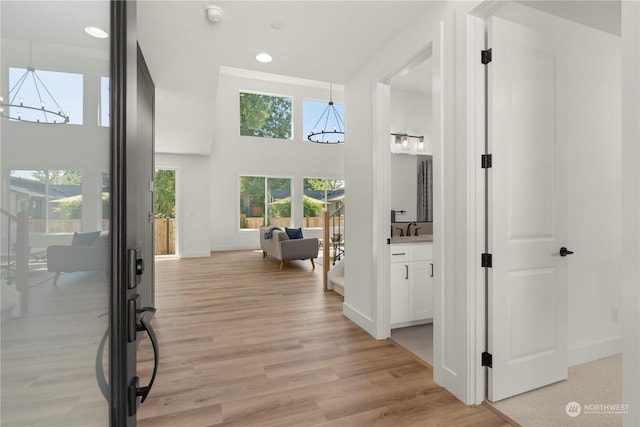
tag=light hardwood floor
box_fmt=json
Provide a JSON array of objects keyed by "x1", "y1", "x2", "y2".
[{"x1": 137, "y1": 251, "x2": 511, "y2": 427}]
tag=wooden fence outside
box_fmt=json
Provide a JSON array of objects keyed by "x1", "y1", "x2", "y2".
[
  {"x1": 26, "y1": 218, "x2": 175, "y2": 255},
  {"x1": 242, "y1": 216, "x2": 343, "y2": 230},
  {"x1": 28, "y1": 219, "x2": 110, "y2": 233},
  {"x1": 155, "y1": 218, "x2": 175, "y2": 255}
]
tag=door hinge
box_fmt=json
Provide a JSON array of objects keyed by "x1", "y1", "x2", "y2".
[
  {"x1": 481, "y1": 154, "x2": 492, "y2": 169},
  {"x1": 481, "y1": 48, "x2": 492, "y2": 65},
  {"x1": 481, "y1": 253, "x2": 493, "y2": 268},
  {"x1": 482, "y1": 351, "x2": 493, "y2": 368}
]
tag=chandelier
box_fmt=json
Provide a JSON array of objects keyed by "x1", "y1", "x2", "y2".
[
  {"x1": 0, "y1": 45, "x2": 69, "y2": 124},
  {"x1": 307, "y1": 83, "x2": 345, "y2": 144}
]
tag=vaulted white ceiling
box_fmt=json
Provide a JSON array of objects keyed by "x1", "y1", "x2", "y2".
[
  {"x1": 1, "y1": 1, "x2": 622, "y2": 155},
  {"x1": 136, "y1": 1, "x2": 435, "y2": 154}
]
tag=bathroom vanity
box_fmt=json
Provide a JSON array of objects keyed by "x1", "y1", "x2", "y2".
[{"x1": 390, "y1": 239, "x2": 433, "y2": 328}]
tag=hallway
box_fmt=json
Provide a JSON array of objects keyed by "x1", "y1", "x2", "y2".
[{"x1": 137, "y1": 251, "x2": 509, "y2": 426}]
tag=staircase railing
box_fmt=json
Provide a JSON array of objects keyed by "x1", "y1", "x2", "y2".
[
  {"x1": 1, "y1": 208, "x2": 29, "y2": 315},
  {"x1": 322, "y1": 202, "x2": 345, "y2": 291}
]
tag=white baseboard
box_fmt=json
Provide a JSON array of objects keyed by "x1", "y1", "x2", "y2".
[
  {"x1": 343, "y1": 302, "x2": 376, "y2": 338},
  {"x1": 210, "y1": 245, "x2": 260, "y2": 251},
  {"x1": 180, "y1": 251, "x2": 211, "y2": 258},
  {"x1": 569, "y1": 336, "x2": 622, "y2": 367}
]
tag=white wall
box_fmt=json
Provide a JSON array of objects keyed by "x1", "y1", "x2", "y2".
[
  {"x1": 495, "y1": 1, "x2": 623, "y2": 368},
  {"x1": 156, "y1": 153, "x2": 211, "y2": 258},
  {"x1": 621, "y1": 1, "x2": 640, "y2": 424},
  {"x1": 209, "y1": 71, "x2": 344, "y2": 251},
  {"x1": 390, "y1": 87, "x2": 433, "y2": 140}
]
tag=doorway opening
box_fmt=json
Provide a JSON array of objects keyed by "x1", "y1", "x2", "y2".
[
  {"x1": 154, "y1": 168, "x2": 177, "y2": 257},
  {"x1": 379, "y1": 43, "x2": 437, "y2": 367}
]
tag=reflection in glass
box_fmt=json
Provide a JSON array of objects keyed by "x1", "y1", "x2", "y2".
[
  {"x1": 7, "y1": 67, "x2": 83, "y2": 125},
  {"x1": 1, "y1": 1, "x2": 110, "y2": 425}
]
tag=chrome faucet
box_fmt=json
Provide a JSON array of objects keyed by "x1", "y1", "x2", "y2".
[{"x1": 406, "y1": 222, "x2": 417, "y2": 237}]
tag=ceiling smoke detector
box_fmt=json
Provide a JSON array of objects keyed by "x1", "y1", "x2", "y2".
[{"x1": 205, "y1": 5, "x2": 224, "y2": 22}]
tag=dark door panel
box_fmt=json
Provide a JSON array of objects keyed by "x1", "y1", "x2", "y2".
[{"x1": 111, "y1": 1, "x2": 156, "y2": 425}]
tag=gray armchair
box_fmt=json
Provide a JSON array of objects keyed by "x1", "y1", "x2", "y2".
[
  {"x1": 47, "y1": 231, "x2": 108, "y2": 285},
  {"x1": 259, "y1": 227, "x2": 318, "y2": 270}
]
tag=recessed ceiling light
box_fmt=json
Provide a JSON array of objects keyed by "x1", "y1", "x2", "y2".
[
  {"x1": 256, "y1": 53, "x2": 272, "y2": 63},
  {"x1": 85, "y1": 26, "x2": 109, "y2": 39}
]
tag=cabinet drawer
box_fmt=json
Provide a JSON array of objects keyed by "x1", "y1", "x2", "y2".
[
  {"x1": 410, "y1": 243, "x2": 433, "y2": 261},
  {"x1": 390, "y1": 245, "x2": 409, "y2": 262}
]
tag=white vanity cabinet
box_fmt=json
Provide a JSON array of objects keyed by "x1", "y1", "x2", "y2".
[
  {"x1": 390, "y1": 246, "x2": 410, "y2": 324},
  {"x1": 390, "y1": 243, "x2": 433, "y2": 327}
]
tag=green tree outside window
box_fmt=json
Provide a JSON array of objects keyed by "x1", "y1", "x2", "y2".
[{"x1": 240, "y1": 92, "x2": 292, "y2": 139}]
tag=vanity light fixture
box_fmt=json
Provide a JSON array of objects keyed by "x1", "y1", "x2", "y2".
[{"x1": 391, "y1": 133, "x2": 426, "y2": 153}]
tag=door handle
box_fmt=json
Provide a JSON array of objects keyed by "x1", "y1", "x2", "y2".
[
  {"x1": 136, "y1": 310, "x2": 159, "y2": 403},
  {"x1": 405, "y1": 265, "x2": 409, "y2": 279},
  {"x1": 430, "y1": 263, "x2": 434, "y2": 278},
  {"x1": 559, "y1": 247, "x2": 574, "y2": 257},
  {"x1": 128, "y1": 307, "x2": 159, "y2": 416},
  {"x1": 95, "y1": 325, "x2": 110, "y2": 402}
]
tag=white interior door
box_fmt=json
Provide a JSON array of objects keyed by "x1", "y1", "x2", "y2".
[{"x1": 487, "y1": 15, "x2": 569, "y2": 402}]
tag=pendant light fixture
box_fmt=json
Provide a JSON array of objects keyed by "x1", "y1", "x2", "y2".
[
  {"x1": 308, "y1": 83, "x2": 345, "y2": 144},
  {"x1": 0, "y1": 43, "x2": 69, "y2": 124}
]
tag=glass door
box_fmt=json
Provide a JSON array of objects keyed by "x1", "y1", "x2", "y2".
[{"x1": 1, "y1": 1, "x2": 111, "y2": 425}]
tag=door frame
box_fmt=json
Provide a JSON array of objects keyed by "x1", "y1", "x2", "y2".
[
  {"x1": 109, "y1": 0, "x2": 133, "y2": 424},
  {"x1": 373, "y1": 38, "x2": 444, "y2": 373},
  {"x1": 469, "y1": 1, "x2": 638, "y2": 413},
  {"x1": 375, "y1": 43, "x2": 434, "y2": 342},
  {"x1": 621, "y1": 3, "x2": 640, "y2": 425}
]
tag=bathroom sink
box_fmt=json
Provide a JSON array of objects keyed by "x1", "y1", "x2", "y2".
[{"x1": 390, "y1": 234, "x2": 433, "y2": 243}]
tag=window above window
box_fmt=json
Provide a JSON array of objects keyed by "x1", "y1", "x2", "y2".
[
  {"x1": 303, "y1": 99, "x2": 345, "y2": 144},
  {"x1": 8, "y1": 67, "x2": 83, "y2": 125},
  {"x1": 239, "y1": 92, "x2": 292, "y2": 140}
]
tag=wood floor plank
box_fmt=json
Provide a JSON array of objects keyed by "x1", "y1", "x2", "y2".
[{"x1": 137, "y1": 251, "x2": 512, "y2": 426}]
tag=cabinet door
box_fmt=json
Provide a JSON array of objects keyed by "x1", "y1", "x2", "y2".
[
  {"x1": 409, "y1": 260, "x2": 433, "y2": 321},
  {"x1": 390, "y1": 262, "x2": 410, "y2": 324}
]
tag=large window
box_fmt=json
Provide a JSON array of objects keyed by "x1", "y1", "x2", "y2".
[
  {"x1": 239, "y1": 92, "x2": 292, "y2": 139},
  {"x1": 9, "y1": 169, "x2": 84, "y2": 233},
  {"x1": 8, "y1": 67, "x2": 83, "y2": 125},
  {"x1": 239, "y1": 176, "x2": 292, "y2": 229},
  {"x1": 303, "y1": 178, "x2": 345, "y2": 228}
]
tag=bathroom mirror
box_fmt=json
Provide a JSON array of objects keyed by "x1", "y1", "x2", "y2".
[{"x1": 389, "y1": 49, "x2": 433, "y2": 223}]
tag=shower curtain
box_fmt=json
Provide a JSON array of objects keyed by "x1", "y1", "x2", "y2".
[{"x1": 417, "y1": 159, "x2": 433, "y2": 222}]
